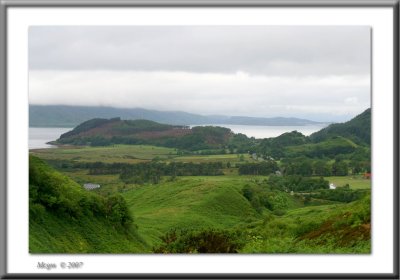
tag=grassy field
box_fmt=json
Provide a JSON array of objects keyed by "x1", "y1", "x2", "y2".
[
  {"x1": 31, "y1": 144, "x2": 178, "y2": 163},
  {"x1": 328, "y1": 176, "x2": 371, "y2": 189},
  {"x1": 30, "y1": 145, "x2": 260, "y2": 165},
  {"x1": 171, "y1": 153, "x2": 252, "y2": 164},
  {"x1": 30, "y1": 144, "x2": 371, "y2": 253}
]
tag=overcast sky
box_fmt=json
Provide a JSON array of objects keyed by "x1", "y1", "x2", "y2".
[{"x1": 29, "y1": 26, "x2": 371, "y2": 122}]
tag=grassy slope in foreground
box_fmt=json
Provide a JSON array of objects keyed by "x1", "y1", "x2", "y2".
[
  {"x1": 242, "y1": 195, "x2": 371, "y2": 253},
  {"x1": 122, "y1": 176, "x2": 262, "y2": 246},
  {"x1": 122, "y1": 175, "x2": 370, "y2": 253},
  {"x1": 29, "y1": 155, "x2": 148, "y2": 253}
]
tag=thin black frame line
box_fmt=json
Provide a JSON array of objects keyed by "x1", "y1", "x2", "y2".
[{"x1": 0, "y1": 1, "x2": 399, "y2": 279}]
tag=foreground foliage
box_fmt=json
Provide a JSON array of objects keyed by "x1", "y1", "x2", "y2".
[
  {"x1": 154, "y1": 228, "x2": 244, "y2": 253},
  {"x1": 29, "y1": 155, "x2": 147, "y2": 253}
]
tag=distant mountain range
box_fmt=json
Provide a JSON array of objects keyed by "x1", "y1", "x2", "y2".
[{"x1": 29, "y1": 105, "x2": 323, "y2": 127}]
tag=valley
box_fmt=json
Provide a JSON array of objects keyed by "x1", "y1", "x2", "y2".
[{"x1": 29, "y1": 108, "x2": 371, "y2": 254}]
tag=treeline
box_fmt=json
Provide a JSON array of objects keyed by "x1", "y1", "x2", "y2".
[
  {"x1": 237, "y1": 157, "x2": 369, "y2": 177},
  {"x1": 119, "y1": 162, "x2": 224, "y2": 184},
  {"x1": 280, "y1": 157, "x2": 370, "y2": 176},
  {"x1": 237, "y1": 161, "x2": 278, "y2": 175}
]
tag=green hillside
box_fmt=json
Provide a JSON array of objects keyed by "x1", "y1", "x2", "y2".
[
  {"x1": 29, "y1": 155, "x2": 148, "y2": 253},
  {"x1": 242, "y1": 195, "x2": 371, "y2": 253},
  {"x1": 284, "y1": 136, "x2": 358, "y2": 158},
  {"x1": 121, "y1": 176, "x2": 262, "y2": 246},
  {"x1": 309, "y1": 108, "x2": 371, "y2": 145}
]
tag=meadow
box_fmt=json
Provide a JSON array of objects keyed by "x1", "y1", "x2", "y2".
[{"x1": 30, "y1": 144, "x2": 370, "y2": 253}]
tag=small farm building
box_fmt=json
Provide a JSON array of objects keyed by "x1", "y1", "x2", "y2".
[{"x1": 84, "y1": 183, "x2": 100, "y2": 190}]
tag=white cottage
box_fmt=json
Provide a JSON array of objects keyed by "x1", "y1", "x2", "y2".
[{"x1": 84, "y1": 183, "x2": 100, "y2": 190}]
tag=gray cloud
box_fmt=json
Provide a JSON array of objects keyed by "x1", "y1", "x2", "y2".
[
  {"x1": 28, "y1": 26, "x2": 371, "y2": 122},
  {"x1": 29, "y1": 26, "x2": 370, "y2": 76}
]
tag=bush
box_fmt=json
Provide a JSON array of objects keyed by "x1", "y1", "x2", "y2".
[
  {"x1": 153, "y1": 228, "x2": 244, "y2": 253},
  {"x1": 272, "y1": 209, "x2": 286, "y2": 216}
]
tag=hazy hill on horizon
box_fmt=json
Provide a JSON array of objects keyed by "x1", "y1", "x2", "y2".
[{"x1": 29, "y1": 105, "x2": 324, "y2": 128}]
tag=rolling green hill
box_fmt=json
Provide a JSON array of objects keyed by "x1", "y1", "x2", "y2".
[
  {"x1": 309, "y1": 108, "x2": 371, "y2": 145},
  {"x1": 284, "y1": 136, "x2": 358, "y2": 158},
  {"x1": 29, "y1": 155, "x2": 148, "y2": 253},
  {"x1": 121, "y1": 176, "x2": 261, "y2": 246}
]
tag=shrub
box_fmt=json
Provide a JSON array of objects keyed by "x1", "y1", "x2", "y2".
[{"x1": 153, "y1": 228, "x2": 244, "y2": 253}]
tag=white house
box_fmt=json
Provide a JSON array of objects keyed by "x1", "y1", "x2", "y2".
[{"x1": 84, "y1": 183, "x2": 100, "y2": 190}]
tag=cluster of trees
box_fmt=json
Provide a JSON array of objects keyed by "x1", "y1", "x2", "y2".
[
  {"x1": 29, "y1": 156, "x2": 133, "y2": 228},
  {"x1": 186, "y1": 126, "x2": 232, "y2": 149},
  {"x1": 57, "y1": 121, "x2": 234, "y2": 151},
  {"x1": 238, "y1": 161, "x2": 279, "y2": 175},
  {"x1": 242, "y1": 184, "x2": 290, "y2": 214},
  {"x1": 267, "y1": 175, "x2": 329, "y2": 192},
  {"x1": 119, "y1": 162, "x2": 224, "y2": 184},
  {"x1": 310, "y1": 186, "x2": 368, "y2": 203},
  {"x1": 227, "y1": 133, "x2": 257, "y2": 153}
]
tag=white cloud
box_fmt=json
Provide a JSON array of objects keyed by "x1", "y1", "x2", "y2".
[{"x1": 344, "y1": 97, "x2": 359, "y2": 105}]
